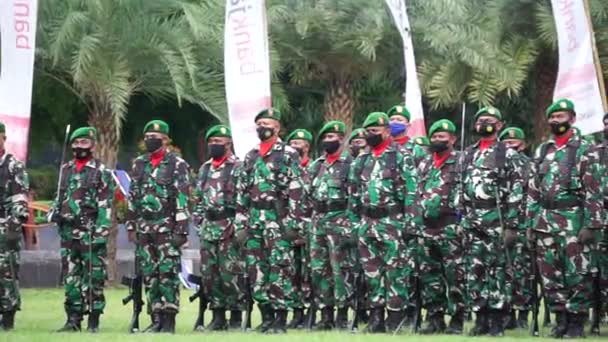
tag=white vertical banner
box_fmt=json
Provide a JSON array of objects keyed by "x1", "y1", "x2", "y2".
[
  {"x1": 0, "y1": 0, "x2": 38, "y2": 163},
  {"x1": 224, "y1": 0, "x2": 272, "y2": 158},
  {"x1": 550, "y1": 0, "x2": 607, "y2": 135},
  {"x1": 385, "y1": 0, "x2": 426, "y2": 137}
]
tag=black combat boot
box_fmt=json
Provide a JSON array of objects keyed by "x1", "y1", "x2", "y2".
[
  {"x1": 564, "y1": 312, "x2": 585, "y2": 339},
  {"x1": 420, "y1": 311, "x2": 446, "y2": 334},
  {"x1": 468, "y1": 310, "x2": 489, "y2": 336},
  {"x1": 335, "y1": 307, "x2": 349, "y2": 330},
  {"x1": 229, "y1": 310, "x2": 242, "y2": 330},
  {"x1": 207, "y1": 309, "x2": 227, "y2": 331},
  {"x1": 56, "y1": 312, "x2": 82, "y2": 332},
  {"x1": 445, "y1": 311, "x2": 464, "y2": 335},
  {"x1": 1, "y1": 310, "x2": 15, "y2": 331},
  {"x1": 286, "y1": 308, "x2": 304, "y2": 329},
  {"x1": 161, "y1": 311, "x2": 176, "y2": 334},
  {"x1": 358, "y1": 308, "x2": 369, "y2": 324},
  {"x1": 270, "y1": 309, "x2": 287, "y2": 334},
  {"x1": 86, "y1": 311, "x2": 101, "y2": 333},
  {"x1": 504, "y1": 309, "x2": 517, "y2": 330},
  {"x1": 314, "y1": 307, "x2": 334, "y2": 331},
  {"x1": 255, "y1": 304, "x2": 274, "y2": 333},
  {"x1": 385, "y1": 310, "x2": 405, "y2": 333},
  {"x1": 365, "y1": 308, "x2": 386, "y2": 333},
  {"x1": 488, "y1": 309, "x2": 505, "y2": 337},
  {"x1": 143, "y1": 312, "x2": 162, "y2": 333},
  {"x1": 517, "y1": 310, "x2": 529, "y2": 329},
  {"x1": 550, "y1": 311, "x2": 568, "y2": 338}
]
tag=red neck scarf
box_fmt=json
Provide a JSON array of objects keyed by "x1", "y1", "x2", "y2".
[
  {"x1": 433, "y1": 151, "x2": 451, "y2": 169},
  {"x1": 75, "y1": 157, "x2": 92, "y2": 172},
  {"x1": 259, "y1": 136, "x2": 278, "y2": 157},
  {"x1": 372, "y1": 138, "x2": 391, "y2": 157},
  {"x1": 479, "y1": 138, "x2": 495, "y2": 152},
  {"x1": 326, "y1": 151, "x2": 341, "y2": 165},
  {"x1": 150, "y1": 149, "x2": 166, "y2": 168},
  {"x1": 301, "y1": 157, "x2": 310, "y2": 168},
  {"x1": 212, "y1": 155, "x2": 229, "y2": 169},
  {"x1": 555, "y1": 130, "x2": 574, "y2": 148},
  {"x1": 394, "y1": 135, "x2": 409, "y2": 146}
]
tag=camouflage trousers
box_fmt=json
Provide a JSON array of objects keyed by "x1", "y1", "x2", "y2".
[
  {"x1": 419, "y1": 224, "x2": 465, "y2": 315},
  {"x1": 600, "y1": 228, "x2": 608, "y2": 311},
  {"x1": 290, "y1": 245, "x2": 308, "y2": 310},
  {"x1": 465, "y1": 230, "x2": 512, "y2": 312},
  {"x1": 137, "y1": 233, "x2": 181, "y2": 313},
  {"x1": 244, "y1": 227, "x2": 296, "y2": 310},
  {"x1": 358, "y1": 220, "x2": 409, "y2": 311},
  {"x1": 310, "y1": 232, "x2": 356, "y2": 309},
  {"x1": 61, "y1": 239, "x2": 106, "y2": 314},
  {"x1": 509, "y1": 233, "x2": 532, "y2": 310},
  {"x1": 534, "y1": 230, "x2": 597, "y2": 314},
  {"x1": 200, "y1": 237, "x2": 245, "y2": 310},
  {"x1": 0, "y1": 249, "x2": 20, "y2": 312}
]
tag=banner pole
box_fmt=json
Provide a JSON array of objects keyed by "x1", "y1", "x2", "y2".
[{"x1": 582, "y1": 0, "x2": 608, "y2": 111}]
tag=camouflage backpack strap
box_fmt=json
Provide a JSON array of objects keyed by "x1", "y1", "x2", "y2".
[
  {"x1": 243, "y1": 149, "x2": 259, "y2": 173},
  {"x1": 337, "y1": 155, "x2": 353, "y2": 193},
  {"x1": 461, "y1": 146, "x2": 476, "y2": 176},
  {"x1": 132, "y1": 158, "x2": 146, "y2": 183},
  {"x1": 85, "y1": 159, "x2": 102, "y2": 188},
  {"x1": 386, "y1": 150, "x2": 397, "y2": 177},
  {"x1": 59, "y1": 162, "x2": 74, "y2": 193},
  {"x1": 221, "y1": 162, "x2": 236, "y2": 195},
  {"x1": 198, "y1": 162, "x2": 212, "y2": 190},
  {"x1": 495, "y1": 141, "x2": 507, "y2": 176},
  {"x1": 564, "y1": 140, "x2": 581, "y2": 192},
  {"x1": 355, "y1": 153, "x2": 370, "y2": 181},
  {"x1": 0, "y1": 154, "x2": 13, "y2": 197},
  {"x1": 311, "y1": 159, "x2": 324, "y2": 181}
]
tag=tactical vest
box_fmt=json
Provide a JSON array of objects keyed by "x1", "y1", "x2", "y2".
[
  {"x1": 58, "y1": 160, "x2": 102, "y2": 198},
  {"x1": 536, "y1": 140, "x2": 581, "y2": 193},
  {"x1": 419, "y1": 154, "x2": 459, "y2": 212},
  {"x1": 310, "y1": 154, "x2": 352, "y2": 195},
  {"x1": 198, "y1": 161, "x2": 236, "y2": 200}
]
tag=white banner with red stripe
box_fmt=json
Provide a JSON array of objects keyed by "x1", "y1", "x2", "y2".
[
  {"x1": 551, "y1": 0, "x2": 607, "y2": 134},
  {"x1": 385, "y1": 0, "x2": 426, "y2": 137},
  {"x1": 0, "y1": 0, "x2": 38, "y2": 163},
  {"x1": 224, "y1": 0, "x2": 272, "y2": 158}
]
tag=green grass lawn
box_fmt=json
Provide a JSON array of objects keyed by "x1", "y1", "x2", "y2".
[{"x1": 1, "y1": 288, "x2": 606, "y2": 342}]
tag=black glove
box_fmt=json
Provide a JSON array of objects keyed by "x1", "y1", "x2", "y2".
[
  {"x1": 235, "y1": 230, "x2": 250, "y2": 246},
  {"x1": 172, "y1": 234, "x2": 188, "y2": 247},
  {"x1": 338, "y1": 235, "x2": 357, "y2": 250},
  {"x1": 503, "y1": 228, "x2": 518, "y2": 249},
  {"x1": 283, "y1": 230, "x2": 300, "y2": 242},
  {"x1": 577, "y1": 228, "x2": 595, "y2": 245}
]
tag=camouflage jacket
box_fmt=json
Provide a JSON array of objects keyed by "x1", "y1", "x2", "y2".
[
  {"x1": 461, "y1": 141, "x2": 525, "y2": 236},
  {"x1": 396, "y1": 139, "x2": 428, "y2": 165},
  {"x1": 526, "y1": 134, "x2": 604, "y2": 234},
  {"x1": 52, "y1": 158, "x2": 113, "y2": 243},
  {"x1": 0, "y1": 153, "x2": 29, "y2": 240},
  {"x1": 416, "y1": 150, "x2": 461, "y2": 234},
  {"x1": 234, "y1": 140, "x2": 305, "y2": 235},
  {"x1": 192, "y1": 155, "x2": 240, "y2": 241},
  {"x1": 598, "y1": 140, "x2": 608, "y2": 225},
  {"x1": 307, "y1": 150, "x2": 353, "y2": 235},
  {"x1": 126, "y1": 151, "x2": 191, "y2": 235},
  {"x1": 347, "y1": 142, "x2": 418, "y2": 235}
]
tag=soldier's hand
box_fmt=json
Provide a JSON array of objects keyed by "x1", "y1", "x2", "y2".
[
  {"x1": 293, "y1": 238, "x2": 306, "y2": 247},
  {"x1": 235, "y1": 229, "x2": 249, "y2": 246},
  {"x1": 503, "y1": 229, "x2": 518, "y2": 249},
  {"x1": 128, "y1": 231, "x2": 137, "y2": 243},
  {"x1": 577, "y1": 228, "x2": 595, "y2": 245}
]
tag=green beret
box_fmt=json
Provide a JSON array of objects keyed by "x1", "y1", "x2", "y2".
[
  {"x1": 0, "y1": 122, "x2": 5, "y2": 134},
  {"x1": 254, "y1": 108, "x2": 281, "y2": 122},
  {"x1": 414, "y1": 136, "x2": 430, "y2": 146},
  {"x1": 70, "y1": 126, "x2": 97, "y2": 142},
  {"x1": 318, "y1": 121, "x2": 346, "y2": 139},
  {"x1": 363, "y1": 112, "x2": 390, "y2": 128},
  {"x1": 205, "y1": 125, "x2": 231, "y2": 141},
  {"x1": 499, "y1": 127, "x2": 526, "y2": 141},
  {"x1": 286, "y1": 129, "x2": 313, "y2": 143},
  {"x1": 387, "y1": 105, "x2": 411, "y2": 121},
  {"x1": 546, "y1": 98, "x2": 575, "y2": 118},
  {"x1": 474, "y1": 106, "x2": 503, "y2": 120},
  {"x1": 428, "y1": 119, "x2": 457, "y2": 137},
  {"x1": 143, "y1": 120, "x2": 169, "y2": 135},
  {"x1": 349, "y1": 128, "x2": 366, "y2": 142}
]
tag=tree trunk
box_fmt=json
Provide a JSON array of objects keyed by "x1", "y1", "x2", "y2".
[
  {"x1": 323, "y1": 76, "x2": 355, "y2": 133},
  {"x1": 89, "y1": 111, "x2": 121, "y2": 284},
  {"x1": 532, "y1": 54, "x2": 558, "y2": 146}
]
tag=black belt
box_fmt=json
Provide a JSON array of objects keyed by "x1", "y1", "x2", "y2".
[
  {"x1": 206, "y1": 209, "x2": 235, "y2": 221},
  {"x1": 251, "y1": 201, "x2": 275, "y2": 210},
  {"x1": 468, "y1": 200, "x2": 496, "y2": 209},
  {"x1": 424, "y1": 215, "x2": 458, "y2": 229},
  {"x1": 313, "y1": 200, "x2": 347, "y2": 213},
  {"x1": 541, "y1": 199, "x2": 580, "y2": 210},
  {"x1": 361, "y1": 205, "x2": 402, "y2": 219}
]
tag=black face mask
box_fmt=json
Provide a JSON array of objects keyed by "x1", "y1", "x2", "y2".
[
  {"x1": 256, "y1": 126, "x2": 274, "y2": 141},
  {"x1": 145, "y1": 138, "x2": 163, "y2": 153},
  {"x1": 429, "y1": 141, "x2": 449, "y2": 153},
  {"x1": 476, "y1": 122, "x2": 497, "y2": 137},
  {"x1": 350, "y1": 146, "x2": 364, "y2": 158},
  {"x1": 322, "y1": 140, "x2": 341, "y2": 154},
  {"x1": 366, "y1": 133, "x2": 384, "y2": 147},
  {"x1": 550, "y1": 121, "x2": 570, "y2": 136},
  {"x1": 208, "y1": 144, "x2": 226, "y2": 159},
  {"x1": 73, "y1": 147, "x2": 92, "y2": 160}
]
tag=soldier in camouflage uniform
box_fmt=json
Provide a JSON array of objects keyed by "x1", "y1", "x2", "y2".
[
  {"x1": 387, "y1": 105, "x2": 427, "y2": 164},
  {"x1": 597, "y1": 113, "x2": 608, "y2": 334},
  {"x1": 415, "y1": 119, "x2": 465, "y2": 335},
  {"x1": 126, "y1": 120, "x2": 191, "y2": 334},
  {"x1": 347, "y1": 112, "x2": 418, "y2": 333},
  {"x1": 306, "y1": 121, "x2": 356, "y2": 330},
  {"x1": 526, "y1": 99, "x2": 604, "y2": 338},
  {"x1": 460, "y1": 107, "x2": 525, "y2": 336},
  {"x1": 348, "y1": 129, "x2": 367, "y2": 158},
  {"x1": 285, "y1": 128, "x2": 313, "y2": 329},
  {"x1": 499, "y1": 127, "x2": 533, "y2": 330},
  {"x1": 233, "y1": 108, "x2": 305, "y2": 334},
  {"x1": 0, "y1": 122, "x2": 29, "y2": 331},
  {"x1": 51, "y1": 127, "x2": 113, "y2": 333},
  {"x1": 192, "y1": 125, "x2": 243, "y2": 331}
]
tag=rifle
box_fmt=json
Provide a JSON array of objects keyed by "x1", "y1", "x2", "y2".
[
  {"x1": 121, "y1": 258, "x2": 144, "y2": 333},
  {"x1": 530, "y1": 245, "x2": 539, "y2": 337},
  {"x1": 187, "y1": 274, "x2": 208, "y2": 331},
  {"x1": 411, "y1": 240, "x2": 422, "y2": 334},
  {"x1": 242, "y1": 272, "x2": 253, "y2": 331},
  {"x1": 591, "y1": 272, "x2": 601, "y2": 335},
  {"x1": 349, "y1": 269, "x2": 362, "y2": 332},
  {"x1": 53, "y1": 125, "x2": 71, "y2": 286}
]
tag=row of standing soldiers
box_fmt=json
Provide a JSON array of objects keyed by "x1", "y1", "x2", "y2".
[{"x1": 0, "y1": 98, "x2": 605, "y2": 338}]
